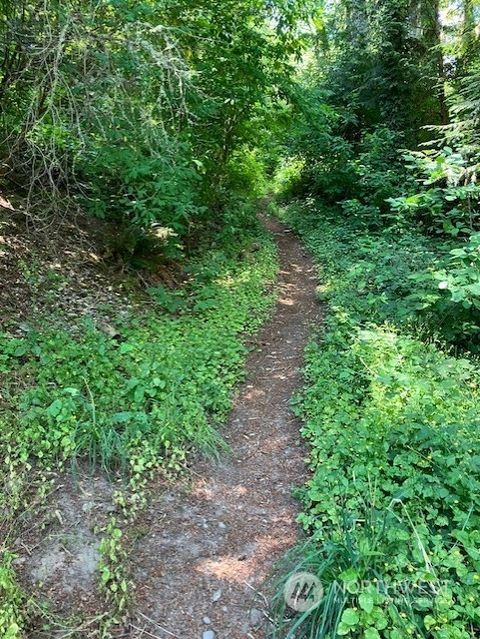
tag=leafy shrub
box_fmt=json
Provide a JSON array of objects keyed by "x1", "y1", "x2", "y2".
[
  {"x1": 146, "y1": 286, "x2": 187, "y2": 314},
  {"x1": 82, "y1": 138, "x2": 202, "y2": 240},
  {"x1": 340, "y1": 199, "x2": 382, "y2": 229},
  {"x1": 281, "y1": 102, "x2": 409, "y2": 215},
  {"x1": 296, "y1": 129, "x2": 356, "y2": 202},
  {"x1": 225, "y1": 146, "x2": 268, "y2": 201},
  {"x1": 273, "y1": 87, "x2": 358, "y2": 202},
  {"x1": 388, "y1": 149, "x2": 480, "y2": 235},
  {"x1": 354, "y1": 127, "x2": 411, "y2": 211},
  {"x1": 0, "y1": 1, "x2": 307, "y2": 251},
  {"x1": 284, "y1": 201, "x2": 440, "y2": 328},
  {"x1": 273, "y1": 157, "x2": 306, "y2": 199},
  {"x1": 406, "y1": 232, "x2": 480, "y2": 348}
]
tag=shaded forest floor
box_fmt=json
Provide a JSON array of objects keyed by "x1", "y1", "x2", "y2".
[{"x1": 0, "y1": 206, "x2": 320, "y2": 638}]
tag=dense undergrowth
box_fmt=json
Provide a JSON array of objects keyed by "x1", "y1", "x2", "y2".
[
  {"x1": 0, "y1": 221, "x2": 278, "y2": 637},
  {"x1": 271, "y1": 202, "x2": 480, "y2": 639},
  {"x1": 0, "y1": 229, "x2": 277, "y2": 471}
]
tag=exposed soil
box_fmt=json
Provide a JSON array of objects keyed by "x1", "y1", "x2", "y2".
[
  {"x1": 129, "y1": 217, "x2": 321, "y2": 639},
  {"x1": 0, "y1": 206, "x2": 182, "y2": 332},
  {"x1": 11, "y1": 215, "x2": 321, "y2": 638},
  {"x1": 12, "y1": 473, "x2": 115, "y2": 635}
]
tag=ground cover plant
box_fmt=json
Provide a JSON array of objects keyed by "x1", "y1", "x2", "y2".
[
  {"x1": 269, "y1": 202, "x2": 480, "y2": 639},
  {"x1": 0, "y1": 220, "x2": 278, "y2": 637}
]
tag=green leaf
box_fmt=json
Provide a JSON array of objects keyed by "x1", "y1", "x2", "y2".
[
  {"x1": 47, "y1": 399, "x2": 63, "y2": 417},
  {"x1": 337, "y1": 622, "x2": 352, "y2": 636},
  {"x1": 13, "y1": 344, "x2": 28, "y2": 357},
  {"x1": 424, "y1": 615, "x2": 436, "y2": 630},
  {"x1": 374, "y1": 613, "x2": 388, "y2": 631},
  {"x1": 112, "y1": 411, "x2": 134, "y2": 424},
  {"x1": 340, "y1": 568, "x2": 359, "y2": 583},
  {"x1": 341, "y1": 608, "x2": 360, "y2": 627},
  {"x1": 359, "y1": 592, "x2": 374, "y2": 613}
]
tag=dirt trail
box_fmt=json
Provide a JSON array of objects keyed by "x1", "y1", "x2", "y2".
[{"x1": 130, "y1": 217, "x2": 321, "y2": 639}]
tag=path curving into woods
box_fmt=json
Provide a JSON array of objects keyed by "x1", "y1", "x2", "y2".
[{"x1": 130, "y1": 217, "x2": 321, "y2": 639}]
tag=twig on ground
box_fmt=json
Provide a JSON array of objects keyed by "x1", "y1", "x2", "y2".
[{"x1": 135, "y1": 613, "x2": 182, "y2": 639}]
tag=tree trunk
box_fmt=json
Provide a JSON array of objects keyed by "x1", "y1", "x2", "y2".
[{"x1": 427, "y1": 0, "x2": 449, "y2": 124}]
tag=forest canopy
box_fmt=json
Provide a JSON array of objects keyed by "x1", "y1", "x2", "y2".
[
  {"x1": 3, "y1": 1, "x2": 480, "y2": 247},
  {"x1": 0, "y1": 0, "x2": 309, "y2": 253}
]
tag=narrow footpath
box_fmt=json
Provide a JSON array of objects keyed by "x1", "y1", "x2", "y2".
[{"x1": 131, "y1": 217, "x2": 321, "y2": 638}]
